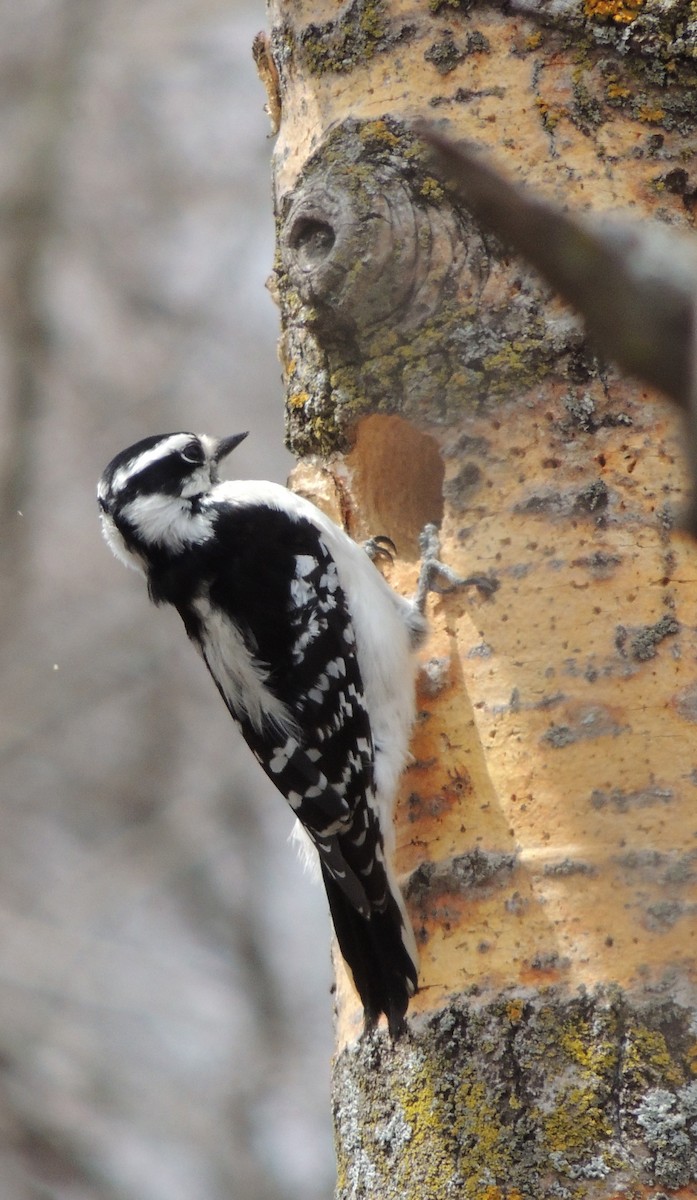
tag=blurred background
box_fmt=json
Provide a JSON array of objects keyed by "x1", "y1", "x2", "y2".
[{"x1": 0, "y1": 1, "x2": 336, "y2": 1197}]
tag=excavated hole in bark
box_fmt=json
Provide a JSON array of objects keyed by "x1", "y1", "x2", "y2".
[
  {"x1": 346, "y1": 414, "x2": 444, "y2": 560},
  {"x1": 286, "y1": 214, "x2": 336, "y2": 269}
]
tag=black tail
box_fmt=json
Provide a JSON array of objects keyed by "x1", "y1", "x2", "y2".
[{"x1": 321, "y1": 864, "x2": 418, "y2": 1038}]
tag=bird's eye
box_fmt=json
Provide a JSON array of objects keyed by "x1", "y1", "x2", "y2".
[{"x1": 180, "y1": 443, "x2": 205, "y2": 465}]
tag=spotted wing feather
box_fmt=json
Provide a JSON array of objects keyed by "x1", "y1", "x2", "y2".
[{"x1": 157, "y1": 506, "x2": 379, "y2": 913}]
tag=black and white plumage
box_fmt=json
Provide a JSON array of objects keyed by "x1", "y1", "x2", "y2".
[{"x1": 97, "y1": 431, "x2": 425, "y2": 1036}]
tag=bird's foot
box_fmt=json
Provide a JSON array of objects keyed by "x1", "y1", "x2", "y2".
[
  {"x1": 415, "y1": 523, "x2": 498, "y2": 615},
  {"x1": 363, "y1": 534, "x2": 397, "y2": 565}
]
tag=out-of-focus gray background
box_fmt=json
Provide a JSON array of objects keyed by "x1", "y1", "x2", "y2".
[{"x1": 0, "y1": 2, "x2": 335, "y2": 1197}]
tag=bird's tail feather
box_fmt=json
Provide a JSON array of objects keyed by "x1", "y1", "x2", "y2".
[{"x1": 321, "y1": 861, "x2": 419, "y2": 1038}]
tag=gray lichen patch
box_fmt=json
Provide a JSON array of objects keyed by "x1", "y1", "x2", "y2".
[
  {"x1": 428, "y1": 0, "x2": 474, "y2": 15},
  {"x1": 643, "y1": 900, "x2": 692, "y2": 932},
  {"x1": 513, "y1": 478, "x2": 616, "y2": 525},
  {"x1": 614, "y1": 614, "x2": 680, "y2": 662},
  {"x1": 332, "y1": 987, "x2": 697, "y2": 1198},
  {"x1": 419, "y1": 656, "x2": 452, "y2": 697},
  {"x1": 570, "y1": 549, "x2": 623, "y2": 575},
  {"x1": 574, "y1": 478, "x2": 609, "y2": 514},
  {"x1": 674, "y1": 682, "x2": 697, "y2": 723},
  {"x1": 543, "y1": 857, "x2": 597, "y2": 877},
  {"x1": 507, "y1": 0, "x2": 697, "y2": 89},
  {"x1": 405, "y1": 848, "x2": 518, "y2": 906},
  {"x1": 615, "y1": 848, "x2": 697, "y2": 886},
  {"x1": 442, "y1": 461, "x2": 484, "y2": 510},
  {"x1": 541, "y1": 705, "x2": 628, "y2": 748},
  {"x1": 590, "y1": 784, "x2": 674, "y2": 811},
  {"x1": 635, "y1": 1083, "x2": 697, "y2": 1189}
]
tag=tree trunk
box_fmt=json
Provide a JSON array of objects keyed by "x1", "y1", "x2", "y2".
[{"x1": 260, "y1": 2, "x2": 697, "y2": 1195}]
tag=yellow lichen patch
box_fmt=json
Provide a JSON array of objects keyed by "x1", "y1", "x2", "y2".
[
  {"x1": 451, "y1": 1078, "x2": 514, "y2": 1198},
  {"x1": 419, "y1": 176, "x2": 445, "y2": 201},
  {"x1": 623, "y1": 1024, "x2": 685, "y2": 1090},
  {"x1": 584, "y1": 0, "x2": 645, "y2": 23},
  {"x1": 537, "y1": 1017, "x2": 620, "y2": 1165},
  {"x1": 390, "y1": 1065, "x2": 462, "y2": 1198},
  {"x1": 506, "y1": 998, "x2": 525, "y2": 1024},
  {"x1": 542, "y1": 1084, "x2": 614, "y2": 1153},
  {"x1": 535, "y1": 97, "x2": 562, "y2": 131},
  {"x1": 606, "y1": 81, "x2": 631, "y2": 100},
  {"x1": 559, "y1": 1017, "x2": 618, "y2": 1078},
  {"x1": 637, "y1": 104, "x2": 666, "y2": 123},
  {"x1": 387, "y1": 1058, "x2": 523, "y2": 1198},
  {"x1": 333, "y1": 988, "x2": 697, "y2": 1198},
  {"x1": 361, "y1": 117, "x2": 400, "y2": 148},
  {"x1": 288, "y1": 390, "x2": 310, "y2": 409}
]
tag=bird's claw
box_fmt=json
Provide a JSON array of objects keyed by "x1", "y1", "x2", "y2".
[{"x1": 364, "y1": 534, "x2": 397, "y2": 565}]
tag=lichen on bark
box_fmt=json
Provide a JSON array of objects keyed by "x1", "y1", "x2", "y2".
[
  {"x1": 333, "y1": 988, "x2": 697, "y2": 1199},
  {"x1": 291, "y1": 0, "x2": 417, "y2": 76},
  {"x1": 274, "y1": 116, "x2": 581, "y2": 457}
]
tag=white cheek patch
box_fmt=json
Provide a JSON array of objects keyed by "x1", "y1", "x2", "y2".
[
  {"x1": 119, "y1": 494, "x2": 215, "y2": 551},
  {"x1": 180, "y1": 465, "x2": 215, "y2": 499},
  {"x1": 100, "y1": 511, "x2": 144, "y2": 573}
]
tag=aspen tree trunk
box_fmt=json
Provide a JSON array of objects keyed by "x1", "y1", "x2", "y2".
[{"x1": 258, "y1": 3, "x2": 697, "y2": 1196}]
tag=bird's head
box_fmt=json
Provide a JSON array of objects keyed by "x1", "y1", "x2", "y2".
[{"x1": 97, "y1": 431, "x2": 248, "y2": 568}]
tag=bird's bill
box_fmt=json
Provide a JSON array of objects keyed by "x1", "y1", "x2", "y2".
[{"x1": 213, "y1": 432, "x2": 249, "y2": 462}]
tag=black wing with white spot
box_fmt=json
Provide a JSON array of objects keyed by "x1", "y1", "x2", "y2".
[
  {"x1": 201, "y1": 507, "x2": 418, "y2": 1031},
  {"x1": 174, "y1": 507, "x2": 380, "y2": 908}
]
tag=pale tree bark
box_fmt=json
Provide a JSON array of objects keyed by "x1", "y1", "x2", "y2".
[{"x1": 259, "y1": 2, "x2": 697, "y2": 1196}]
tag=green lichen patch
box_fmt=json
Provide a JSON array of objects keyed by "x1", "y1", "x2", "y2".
[
  {"x1": 622, "y1": 1021, "x2": 686, "y2": 1092},
  {"x1": 293, "y1": 0, "x2": 416, "y2": 76},
  {"x1": 333, "y1": 989, "x2": 697, "y2": 1198},
  {"x1": 429, "y1": 0, "x2": 473, "y2": 13},
  {"x1": 532, "y1": 27, "x2": 697, "y2": 140},
  {"x1": 425, "y1": 32, "x2": 467, "y2": 76}
]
